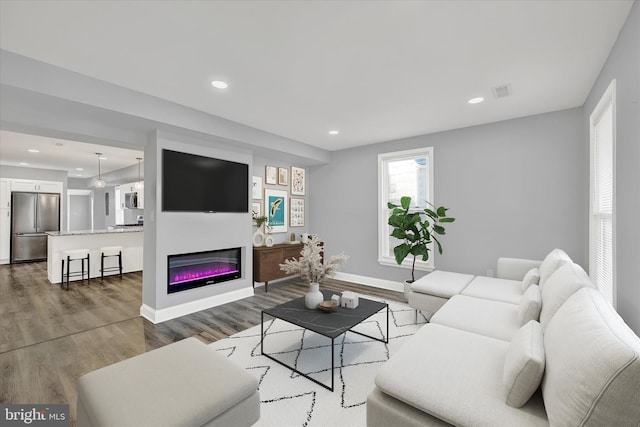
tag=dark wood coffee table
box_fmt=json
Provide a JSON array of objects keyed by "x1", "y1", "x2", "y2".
[{"x1": 260, "y1": 290, "x2": 388, "y2": 391}]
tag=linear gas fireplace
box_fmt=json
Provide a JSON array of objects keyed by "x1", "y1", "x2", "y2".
[{"x1": 167, "y1": 247, "x2": 241, "y2": 294}]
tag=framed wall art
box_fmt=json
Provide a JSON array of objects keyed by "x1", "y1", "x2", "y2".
[
  {"x1": 264, "y1": 188, "x2": 288, "y2": 233},
  {"x1": 290, "y1": 198, "x2": 305, "y2": 227},
  {"x1": 252, "y1": 176, "x2": 263, "y2": 199},
  {"x1": 278, "y1": 167, "x2": 288, "y2": 186},
  {"x1": 251, "y1": 202, "x2": 262, "y2": 217},
  {"x1": 291, "y1": 166, "x2": 306, "y2": 196},
  {"x1": 265, "y1": 165, "x2": 277, "y2": 185}
]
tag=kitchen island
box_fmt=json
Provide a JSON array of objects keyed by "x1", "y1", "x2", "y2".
[{"x1": 46, "y1": 227, "x2": 143, "y2": 284}]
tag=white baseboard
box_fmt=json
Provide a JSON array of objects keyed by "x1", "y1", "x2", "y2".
[
  {"x1": 332, "y1": 272, "x2": 404, "y2": 293},
  {"x1": 140, "y1": 287, "x2": 255, "y2": 324}
]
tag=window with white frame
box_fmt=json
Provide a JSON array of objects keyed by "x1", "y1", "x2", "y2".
[
  {"x1": 378, "y1": 147, "x2": 434, "y2": 270},
  {"x1": 589, "y1": 80, "x2": 616, "y2": 307}
]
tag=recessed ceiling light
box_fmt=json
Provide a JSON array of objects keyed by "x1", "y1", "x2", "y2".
[
  {"x1": 328, "y1": 130, "x2": 339, "y2": 135},
  {"x1": 211, "y1": 80, "x2": 228, "y2": 89},
  {"x1": 75, "y1": 174, "x2": 83, "y2": 177},
  {"x1": 27, "y1": 149, "x2": 39, "y2": 153},
  {"x1": 468, "y1": 97, "x2": 485, "y2": 104},
  {"x1": 76, "y1": 167, "x2": 84, "y2": 171},
  {"x1": 20, "y1": 162, "x2": 28, "y2": 166}
]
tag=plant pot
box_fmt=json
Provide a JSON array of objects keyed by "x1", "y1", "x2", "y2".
[
  {"x1": 305, "y1": 282, "x2": 323, "y2": 309},
  {"x1": 403, "y1": 280, "x2": 414, "y2": 302}
]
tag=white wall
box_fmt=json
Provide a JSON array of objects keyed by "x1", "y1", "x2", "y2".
[
  {"x1": 309, "y1": 108, "x2": 586, "y2": 282},
  {"x1": 583, "y1": 1, "x2": 640, "y2": 334},
  {"x1": 141, "y1": 131, "x2": 254, "y2": 321}
]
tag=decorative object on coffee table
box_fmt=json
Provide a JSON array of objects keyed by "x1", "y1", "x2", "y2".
[
  {"x1": 279, "y1": 235, "x2": 348, "y2": 309},
  {"x1": 319, "y1": 300, "x2": 338, "y2": 312},
  {"x1": 387, "y1": 196, "x2": 456, "y2": 283}
]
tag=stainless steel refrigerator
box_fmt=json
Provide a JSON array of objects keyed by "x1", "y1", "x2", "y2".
[{"x1": 11, "y1": 192, "x2": 60, "y2": 263}]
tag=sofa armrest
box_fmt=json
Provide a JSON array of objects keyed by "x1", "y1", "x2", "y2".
[{"x1": 496, "y1": 258, "x2": 542, "y2": 280}]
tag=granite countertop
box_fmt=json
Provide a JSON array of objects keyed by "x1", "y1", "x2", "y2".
[{"x1": 46, "y1": 226, "x2": 144, "y2": 236}]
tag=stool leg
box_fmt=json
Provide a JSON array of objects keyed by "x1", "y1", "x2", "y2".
[
  {"x1": 118, "y1": 251, "x2": 122, "y2": 279},
  {"x1": 101, "y1": 253, "x2": 105, "y2": 281},
  {"x1": 61, "y1": 259, "x2": 64, "y2": 287},
  {"x1": 66, "y1": 256, "x2": 71, "y2": 290},
  {"x1": 87, "y1": 254, "x2": 90, "y2": 282}
]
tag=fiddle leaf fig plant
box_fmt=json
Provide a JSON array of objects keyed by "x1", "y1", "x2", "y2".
[{"x1": 387, "y1": 196, "x2": 455, "y2": 282}]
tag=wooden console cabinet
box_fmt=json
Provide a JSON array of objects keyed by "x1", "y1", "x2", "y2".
[{"x1": 253, "y1": 242, "x2": 322, "y2": 292}]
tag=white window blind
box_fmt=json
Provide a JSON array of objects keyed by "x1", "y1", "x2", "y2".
[{"x1": 589, "y1": 80, "x2": 616, "y2": 307}]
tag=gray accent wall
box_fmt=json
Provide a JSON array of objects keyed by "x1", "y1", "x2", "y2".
[
  {"x1": 252, "y1": 156, "x2": 311, "y2": 245},
  {"x1": 309, "y1": 108, "x2": 586, "y2": 281},
  {"x1": 584, "y1": 1, "x2": 640, "y2": 334}
]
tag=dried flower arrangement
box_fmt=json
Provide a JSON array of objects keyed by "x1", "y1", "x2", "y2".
[{"x1": 279, "y1": 235, "x2": 348, "y2": 284}]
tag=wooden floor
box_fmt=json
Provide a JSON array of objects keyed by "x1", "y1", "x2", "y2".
[{"x1": 0, "y1": 261, "x2": 404, "y2": 425}]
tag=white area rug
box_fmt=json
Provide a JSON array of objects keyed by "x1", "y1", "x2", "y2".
[{"x1": 208, "y1": 295, "x2": 424, "y2": 427}]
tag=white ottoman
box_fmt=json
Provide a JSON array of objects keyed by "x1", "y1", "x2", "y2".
[
  {"x1": 77, "y1": 337, "x2": 260, "y2": 427},
  {"x1": 407, "y1": 271, "x2": 475, "y2": 321}
]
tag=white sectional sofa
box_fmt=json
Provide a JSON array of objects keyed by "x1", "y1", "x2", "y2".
[{"x1": 367, "y1": 249, "x2": 640, "y2": 427}]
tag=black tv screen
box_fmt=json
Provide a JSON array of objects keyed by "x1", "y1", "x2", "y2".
[{"x1": 162, "y1": 149, "x2": 249, "y2": 213}]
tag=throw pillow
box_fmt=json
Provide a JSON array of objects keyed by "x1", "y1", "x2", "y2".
[
  {"x1": 521, "y1": 267, "x2": 540, "y2": 292},
  {"x1": 503, "y1": 320, "x2": 546, "y2": 408},
  {"x1": 518, "y1": 285, "x2": 542, "y2": 325},
  {"x1": 538, "y1": 249, "x2": 571, "y2": 287}
]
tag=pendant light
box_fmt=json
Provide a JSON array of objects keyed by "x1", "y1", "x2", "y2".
[
  {"x1": 134, "y1": 157, "x2": 144, "y2": 190},
  {"x1": 94, "y1": 153, "x2": 106, "y2": 188}
]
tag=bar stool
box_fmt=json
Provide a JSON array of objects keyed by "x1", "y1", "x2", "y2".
[
  {"x1": 61, "y1": 249, "x2": 91, "y2": 290},
  {"x1": 100, "y1": 246, "x2": 123, "y2": 280}
]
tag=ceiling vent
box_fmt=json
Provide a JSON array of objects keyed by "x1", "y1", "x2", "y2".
[{"x1": 492, "y1": 84, "x2": 512, "y2": 99}]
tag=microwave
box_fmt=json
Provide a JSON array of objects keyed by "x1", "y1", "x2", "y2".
[{"x1": 124, "y1": 192, "x2": 139, "y2": 209}]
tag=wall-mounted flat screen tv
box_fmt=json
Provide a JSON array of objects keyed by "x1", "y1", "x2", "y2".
[{"x1": 162, "y1": 149, "x2": 249, "y2": 213}]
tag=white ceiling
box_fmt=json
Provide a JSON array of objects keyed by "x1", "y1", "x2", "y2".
[
  {"x1": 0, "y1": 130, "x2": 143, "y2": 178},
  {"x1": 0, "y1": 0, "x2": 633, "y2": 154}
]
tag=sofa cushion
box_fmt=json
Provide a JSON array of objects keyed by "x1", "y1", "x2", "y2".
[
  {"x1": 538, "y1": 248, "x2": 571, "y2": 287},
  {"x1": 374, "y1": 324, "x2": 548, "y2": 427},
  {"x1": 539, "y1": 262, "x2": 594, "y2": 330},
  {"x1": 542, "y1": 288, "x2": 640, "y2": 426},
  {"x1": 430, "y1": 295, "x2": 520, "y2": 342},
  {"x1": 518, "y1": 285, "x2": 542, "y2": 325},
  {"x1": 503, "y1": 320, "x2": 545, "y2": 408},
  {"x1": 410, "y1": 270, "x2": 475, "y2": 298},
  {"x1": 460, "y1": 276, "x2": 522, "y2": 304},
  {"x1": 521, "y1": 267, "x2": 540, "y2": 292}
]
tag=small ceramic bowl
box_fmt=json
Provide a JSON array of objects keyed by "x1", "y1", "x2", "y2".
[{"x1": 319, "y1": 300, "x2": 338, "y2": 312}]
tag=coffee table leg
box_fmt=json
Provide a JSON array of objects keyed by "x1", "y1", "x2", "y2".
[
  {"x1": 261, "y1": 311, "x2": 264, "y2": 355},
  {"x1": 386, "y1": 304, "x2": 389, "y2": 343},
  {"x1": 331, "y1": 337, "x2": 335, "y2": 392}
]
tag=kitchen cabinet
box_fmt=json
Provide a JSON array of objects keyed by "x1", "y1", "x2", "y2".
[
  {"x1": 117, "y1": 182, "x2": 144, "y2": 209},
  {"x1": 11, "y1": 179, "x2": 63, "y2": 194},
  {"x1": 0, "y1": 208, "x2": 9, "y2": 264},
  {"x1": 0, "y1": 179, "x2": 10, "y2": 208}
]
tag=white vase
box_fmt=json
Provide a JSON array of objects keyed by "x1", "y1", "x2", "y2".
[
  {"x1": 305, "y1": 282, "x2": 323, "y2": 309},
  {"x1": 265, "y1": 234, "x2": 274, "y2": 247},
  {"x1": 252, "y1": 228, "x2": 265, "y2": 247}
]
